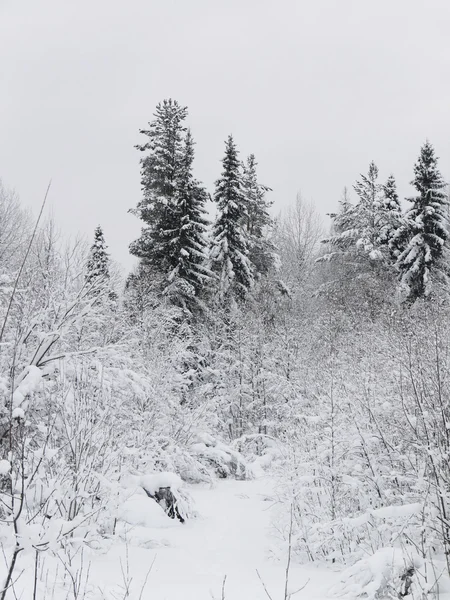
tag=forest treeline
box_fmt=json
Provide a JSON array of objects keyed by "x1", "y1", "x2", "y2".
[
  {"x1": 0, "y1": 98, "x2": 450, "y2": 597},
  {"x1": 124, "y1": 98, "x2": 449, "y2": 315}
]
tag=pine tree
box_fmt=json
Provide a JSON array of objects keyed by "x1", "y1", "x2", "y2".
[
  {"x1": 352, "y1": 160, "x2": 382, "y2": 255},
  {"x1": 86, "y1": 225, "x2": 110, "y2": 286},
  {"x1": 319, "y1": 167, "x2": 398, "y2": 314},
  {"x1": 339, "y1": 186, "x2": 352, "y2": 214},
  {"x1": 241, "y1": 154, "x2": 275, "y2": 277},
  {"x1": 165, "y1": 130, "x2": 211, "y2": 304},
  {"x1": 322, "y1": 162, "x2": 384, "y2": 261},
  {"x1": 396, "y1": 141, "x2": 449, "y2": 301},
  {"x1": 378, "y1": 175, "x2": 403, "y2": 260},
  {"x1": 129, "y1": 100, "x2": 212, "y2": 312},
  {"x1": 130, "y1": 99, "x2": 188, "y2": 273},
  {"x1": 211, "y1": 135, "x2": 253, "y2": 301},
  {"x1": 325, "y1": 187, "x2": 354, "y2": 251}
]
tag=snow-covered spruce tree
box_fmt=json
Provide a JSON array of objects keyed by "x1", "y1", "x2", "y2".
[
  {"x1": 130, "y1": 101, "x2": 211, "y2": 311},
  {"x1": 129, "y1": 98, "x2": 188, "y2": 275},
  {"x1": 164, "y1": 130, "x2": 211, "y2": 308},
  {"x1": 85, "y1": 224, "x2": 119, "y2": 309},
  {"x1": 318, "y1": 166, "x2": 397, "y2": 316},
  {"x1": 378, "y1": 174, "x2": 403, "y2": 261},
  {"x1": 352, "y1": 160, "x2": 383, "y2": 257},
  {"x1": 321, "y1": 189, "x2": 354, "y2": 256},
  {"x1": 321, "y1": 162, "x2": 383, "y2": 261},
  {"x1": 396, "y1": 141, "x2": 449, "y2": 302},
  {"x1": 241, "y1": 154, "x2": 275, "y2": 277},
  {"x1": 86, "y1": 225, "x2": 110, "y2": 286},
  {"x1": 210, "y1": 135, "x2": 253, "y2": 302}
]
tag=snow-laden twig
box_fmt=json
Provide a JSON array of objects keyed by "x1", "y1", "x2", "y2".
[{"x1": 256, "y1": 569, "x2": 274, "y2": 600}]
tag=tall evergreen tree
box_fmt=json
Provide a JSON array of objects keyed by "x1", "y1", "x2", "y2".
[
  {"x1": 129, "y1": 99, "x2": 188, "y2": 273},
  {"x1": 352, "y1": 160, "x2": 382, "y2": 253},
  {"x1": 325, "y1": 187, "x2": 354, "y2": 249},
  {"x1": 165, "y1": 130, "x2": 211, "y2": 304},
  {"x1": 319, "y1": 173, "x2": 398, "y2": 314},
  {"x1": 378, "y1": 175, "x2": 403, "y2": 260},
  {"x1": 86, "y1": 225, "x2": 110, "y2": 286},
  {"x1": 211, "y1": 135, "x2": 253, "y2": 301},
  {"x1": 322, "y1": 161, "x2": 384, "y2": 260},
  {"x1": 129, "y1": 100, "x2": 212, "y2": 312},
  {"x1": 396, "y1": 141, "x2": 449, "y2": 301},
  {"x1": 241, "y1": 154, "x2": 275, "y2": 277}
]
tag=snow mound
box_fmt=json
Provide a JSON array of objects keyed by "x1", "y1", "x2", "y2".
[
  {"x1": 120, "y1": 470, "x2": 196, "y2": 523},
  {"x1": 118, "y1": 493, "x2": 177, "y2": 529},
  {"x1": 115, "y1": 522, "x2": 172, "y2": 549},
  {"x1": 140, "y1": 472, "x2": 183, "y2": 495}
]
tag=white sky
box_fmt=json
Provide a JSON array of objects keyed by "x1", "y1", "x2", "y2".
[{"x1": 1, "y1": 0, "x2": 450, "y2": 269}]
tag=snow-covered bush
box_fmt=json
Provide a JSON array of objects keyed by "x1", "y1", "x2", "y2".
[
  {"x1": 269, "y1": 301, "x2": 450, "y2": 599},
  {"x1": 190, "y1": 431, "x2": 255, "y2": 480},
  {"x1": 232, "y1": 433, "x2": 283, "y2": 476},
  {"x1": 329, "y1": 547, "x2": 442, "y2": 600}
]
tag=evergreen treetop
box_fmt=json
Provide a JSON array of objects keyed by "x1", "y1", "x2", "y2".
[
  {"x1": 241, "y1": 154, "x2": 275, "y2": 277},
  {"x1": 129, "y1": 100, "x2": 211, "y2": 313},
  {"x1": 321, "y1": 161, "x2": 384, "y2": 261},
  {"x1": 165, "y1": 129, "x2": 211, "y2": 303},
  {"x1": 86, "y1": 225, "x2": 110, "y2": 285},
  {"x1": 130, "y1": 99, "x2": 188, "y2": 272},
  {"x1": 396, "y1": 141, "x2": 449, "y2": 301},
  {"x1": 378, "y1": 174, "x2": 403, "y2": 260}
]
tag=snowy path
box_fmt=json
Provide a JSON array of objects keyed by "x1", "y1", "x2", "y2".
[{"x1": 92, "y1": 477, "x2": 338, "y2": 600}]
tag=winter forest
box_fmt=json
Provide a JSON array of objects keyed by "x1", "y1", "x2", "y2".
[{"x1": 1, "y1": 95, "x2": 450, "y2": 600}]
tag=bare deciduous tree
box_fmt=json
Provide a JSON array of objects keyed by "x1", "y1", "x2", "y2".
[
  {"x1": 0, "y1": 180, "x2": 31, "y2": 270},
  {"x1": 275, "y1": 193, "x2": 323, "y2": 286}
]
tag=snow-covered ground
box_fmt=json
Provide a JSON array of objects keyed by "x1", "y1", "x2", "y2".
[
  {"x1": 7, "y1": 474, "x2": 445, "y2": 599},
  {"x1": 92, "y1": 476, "x2": 338, "y2": 600}
]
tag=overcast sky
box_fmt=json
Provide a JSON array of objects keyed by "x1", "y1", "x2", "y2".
[{"x1": 1, "y1": 0, "x2": 450, "y2": 270}]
